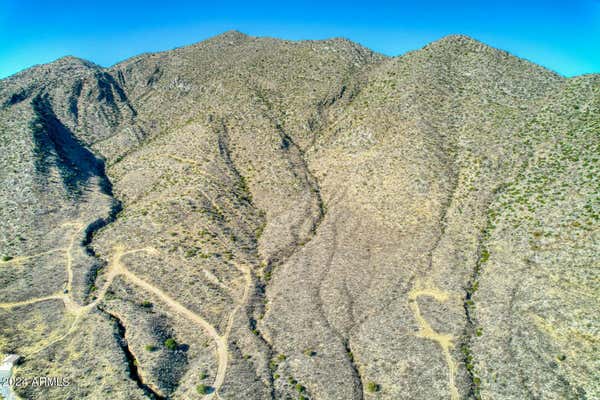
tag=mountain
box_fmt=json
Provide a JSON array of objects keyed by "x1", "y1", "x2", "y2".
[{"x1": 0, "y1": 31, "x2": 598, "y2": 400}]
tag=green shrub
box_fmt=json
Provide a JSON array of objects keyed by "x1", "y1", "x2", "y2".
[
  {"x1": 269, "y1": 359, "x2": 277, "y2": 371},
  {"x1": 164, "y1": 338, "x2": 177, "y2": 350},
  {"x1": 366, "y1": 381, "x2": 380, "y2": 393},
  {"x1": 145, "y1": 344, "x2": 157, "y2": 352},
  {"x1": 196, "y1": 384, "x2": 209, "y2": 394},
  {"x1": 185, "y1": 248, "x2": 197, "y2": 258},
  {"x1": 1, "y1": 255, "x2": 13, "y2": 262},
  {"x1": 304, "y1": 349, "x2": 316, "y2": 357},
  {"x1": 480, "y1": 249, "x2": 490, "y2": 263},
  {"x1": 140, "y1": 300, "x2": 153, "y2": 308},
  {"x1": 263, "y1": 270, "x2": 272, "y2": 281}
]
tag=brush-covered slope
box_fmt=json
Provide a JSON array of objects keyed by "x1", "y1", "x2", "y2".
[{"x1": 0, "y1": 32, "x2": 597, "y2": 400}]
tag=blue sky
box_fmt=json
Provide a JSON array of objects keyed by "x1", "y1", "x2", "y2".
[{"x1": 1, "y1": 1, "x2": 599, "y2": 78}]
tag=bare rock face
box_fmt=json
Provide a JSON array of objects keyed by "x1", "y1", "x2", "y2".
[{"x1": 0, "y1": 31, "x2": 597, "y2": 400}]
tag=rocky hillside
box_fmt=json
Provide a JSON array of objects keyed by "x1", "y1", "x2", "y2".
[{"x1": 0, "y1": 31, "x2": 597, "y2": 400}]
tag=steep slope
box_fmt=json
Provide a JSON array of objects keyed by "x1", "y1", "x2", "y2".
[
  {"x1": 0, "y1": 56, "x2": 146, "y2": 398},
  {"x1": 262, "y1": 35, "x2": 567, "y2": 400},
  {"x1": 472, "y1": 75, "x2": 600, "y2": 400},
  {"x1": 0, "y1": 32, "x2": 597, "y2": 400}
]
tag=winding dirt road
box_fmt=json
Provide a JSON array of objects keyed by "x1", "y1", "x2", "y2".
[{"x1": 0, "y1": 221, "x2": 254, "y2": 398}]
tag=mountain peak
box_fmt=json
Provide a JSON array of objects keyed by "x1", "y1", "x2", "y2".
[
  {"x1": 434, "y1": 33, "x2": 481, "y2": 44},
  {"x1": 51, "y1": 55, "x2": 98, "y2": 69},
  {"x1": 423, "y1": 33, "x2": 489, "y2": 53},
  {"x1": 208, "y1": 30, "x2": 250, "y2": 43}
]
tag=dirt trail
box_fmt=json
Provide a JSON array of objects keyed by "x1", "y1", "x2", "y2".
[
  {"x1": 84, "y1": 246, "x2": 159, "y2": 311},
  {"x1": 112, "y1": 249, "x2": 255, "y2": 398},
  {"x1": 1, "y1": 220, "x2": 254, "y2": 398},
  {"x1": 120, "y1": 267, "x2": 226, "y2": 376},
  {"x1": 0, "y1": 223, "x2": 83, "y2": 311},
  {"x1": 27, "y1": 315, "x2": 82, "y2": 357},
  {"x1": 224, "y1": 263, "x2": 252, "y2": 338},
  {"x1": 0, "y1": 248, "x2": 66, "y2": 265},
  {"x1": 0, "y1": 294, "x2": 63, "y2": 309},
  {"x1": 408, "y1": 283, "x2": 459, "y2": 400},
  {"x1": 0, "y1": 222, "x2": 84, "y2": 267}
]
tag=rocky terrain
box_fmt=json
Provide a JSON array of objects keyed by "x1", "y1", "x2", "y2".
[{"x1": 0, "y1": 31, "x2": 598, "y2": 400}]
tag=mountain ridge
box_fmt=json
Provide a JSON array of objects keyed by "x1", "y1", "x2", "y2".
[
  {"x1": 7, "y1": 31, "x2": 596, "y2": 85},
  {"x1": 0, "y1": 31, "x2": 598, "y2": 400}
]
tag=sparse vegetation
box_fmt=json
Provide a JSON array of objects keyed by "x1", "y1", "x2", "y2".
[{"x1": 0, "y1": 30, "x2": 597, "y2": 400}]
